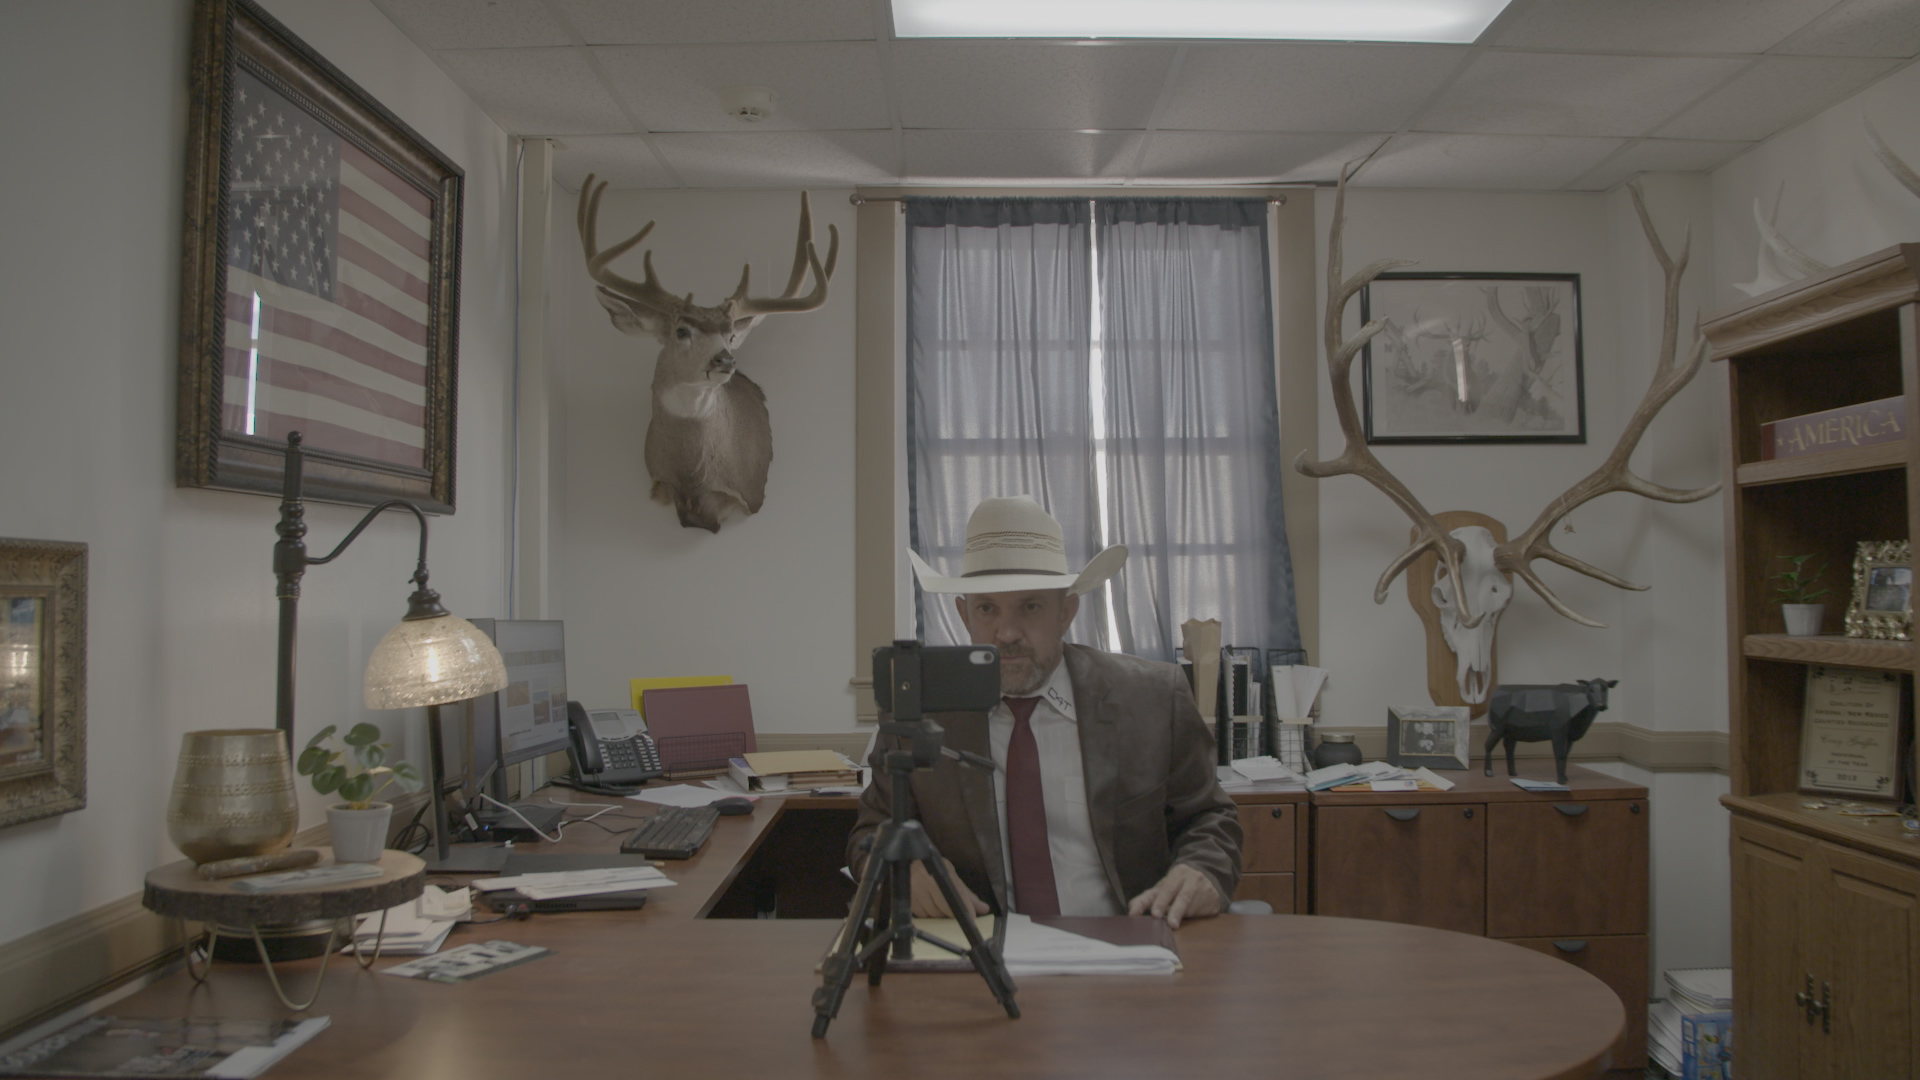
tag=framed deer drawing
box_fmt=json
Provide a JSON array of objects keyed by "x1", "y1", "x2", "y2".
[
  {"x1": 1301, "y1": 166, "x2": 1720, "y2": 709},
  {"x1": 576, "y1": 176, "x2": 838, "y2": 533},
  {"x1": 1360, "y1": 272, "x2": 1585, "y2": 444}
]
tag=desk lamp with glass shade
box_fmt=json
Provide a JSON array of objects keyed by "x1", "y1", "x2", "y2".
[{"x1": 273, "y1": 432, "x2": 508, "y2": 873}]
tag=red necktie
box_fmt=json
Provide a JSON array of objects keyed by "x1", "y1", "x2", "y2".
[{"x1": 1003, "y1": 695, "x2": 1060, "y2": 917}]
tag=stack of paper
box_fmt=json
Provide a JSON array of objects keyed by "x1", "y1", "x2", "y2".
[
  {"x1": 916, "y1": 915, "x2": 1180, "y2": 976},
  {"x1": 1217, "y1": 756, "x2": 1305, "y2": 791},
  {"x1": 1667, "y1": 967, "x2": 1734, "y2": 1012},
  {"x1": 1268, "y1": 665, "x2": 1328, "y2": 720},
  {"x1": 472, "y1": 866, "x2": 677, "y2": 901},
  {"x1": 1650, "y1": 968, "x2": 1733, "y2": 1080},
  {"x1": 349, "y1": 886, "x2": 471, "y2": 955},
  {"x1": 1303, "y1": 760, "x2": 1459, "y2": 793},
  {"x1": 727, "y1": 750, "x2": 861, "y2": 794}
]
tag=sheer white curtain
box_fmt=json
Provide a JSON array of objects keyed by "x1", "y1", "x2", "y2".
[
  {"x1": 905, "y1": 199, "x2": 1104, "y2": 647},
  {"x1": 905, "y1": 197, "x2": 1298, "y2": 660},
  {"x1": 1096, "y1": 199, "x2": 1299, "y2": 662}
]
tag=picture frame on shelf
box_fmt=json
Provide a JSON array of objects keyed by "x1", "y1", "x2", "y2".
[
  {"x1": 176, "y1": 0, "x2": 465, "y2": 513},
  {"x1": 0, "y1": 538, "x2": 87, "y2": 829},
  {"x1": 1387, "y1": 705, "x2": 1471, "y2": 770},
  {"x1": 1359, "y1": 273, "x2": 1584, "y2": 444},
  {"x1": 1845, "y1": 540, "x2": 1911, "y2": 641},
  {"x1": 1799, "y1": 664, "x2": 1901, "y2": 800}
]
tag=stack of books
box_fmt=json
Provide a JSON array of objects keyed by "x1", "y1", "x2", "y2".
[
  {"x1": 726, "y1": 750, "x2": 861, "y2": 794},
  {"x1": 1649, "y1": 967, "x2": 1732, "y2": 1079}
]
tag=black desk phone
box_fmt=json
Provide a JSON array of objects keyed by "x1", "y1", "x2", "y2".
[{"x1": 566, "y1": 701, "x2": 664, "y2": 786}]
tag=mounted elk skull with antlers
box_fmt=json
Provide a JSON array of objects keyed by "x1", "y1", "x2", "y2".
[
  {"x1": 577, "y1": 175, "x2": 838, "y2": 532},
  {"x1": 1299, "y1": 167, "x2": 1720, "y2": 704}
]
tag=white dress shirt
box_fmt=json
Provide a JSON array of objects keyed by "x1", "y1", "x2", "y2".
[{"x1": 988, "y1": 661, "x2": 1123, "y2": 916}]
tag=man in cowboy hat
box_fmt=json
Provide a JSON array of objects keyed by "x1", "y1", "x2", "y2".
[{"x1": 849, "y1": 495, "x2": 1241, "y2": 929}]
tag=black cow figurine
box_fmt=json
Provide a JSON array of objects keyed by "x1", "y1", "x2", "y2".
[{"x1": 1485, "y1": 679, "x2": 1618, "y2": 783}]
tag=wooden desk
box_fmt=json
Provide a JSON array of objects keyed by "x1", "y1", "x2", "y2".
[{"x1": 100, "y1": 796, "x2": 1624, "y2": 1080}]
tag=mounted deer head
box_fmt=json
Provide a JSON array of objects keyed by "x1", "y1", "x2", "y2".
[
  {"x1": 1298, "y1": 166, "x2": 1720, "y2": 703},
  {"x1": 577, "y1": 175, "x2": 839, "y2": 532}
]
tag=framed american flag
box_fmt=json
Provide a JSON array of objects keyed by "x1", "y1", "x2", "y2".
[{"x1": 177, "y1": 0, "x2": 463, "y2": 512}]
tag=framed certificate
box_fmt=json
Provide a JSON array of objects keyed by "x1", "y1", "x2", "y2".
[{"x1": 1799, "y1": 665, "x2": 1903, "y2": 799}]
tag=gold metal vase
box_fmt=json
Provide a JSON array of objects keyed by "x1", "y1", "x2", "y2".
[{"x1": 166, "y1": 729, "x2": 299, "y2": 864}]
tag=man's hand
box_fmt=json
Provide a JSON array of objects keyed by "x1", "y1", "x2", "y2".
[
  {"x1": 1127, "y1": 863, "x2": 1224, "y2": 929},
  {"x1": 909, "y1": 858, "x2": 990, "y2": 918}
]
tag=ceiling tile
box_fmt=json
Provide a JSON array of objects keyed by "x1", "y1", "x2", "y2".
[
  {"x1": 649, "y1": 131, "x2": 897, "y2": 187},
  {"x1": 893, "y1": 43, "x2": 1176, "y2": 131},
  {"x1": 371, "y1": 0, "x2": 573, "y2": 50},
  {"x1": 1489, "y1": 0, "x2": 1828, "y2": 54},
  {"x1": 1135, "y1": 132, "x2": 1388, "y2": 183},
  {"x1": 1418, "y1": 52, "x2": 1746, "y2": 137},
  {"x1": 901, "y1": 131, "x2": 1142, "y2": 181},
  {"x1": 549, "y1": 0, "x2": 874, "y2": 44},
  {"x1": 1154, "y1": 44, "x2": 1465, "y2": 133},
  {"x1": 1567, "y1": 138, "x2": 1754, "y2": 190},
  {"x1": 593, "y1": 43, "x2": 889, "y2": 132},
  {"x1": 1356, "y1": 133, "x2": 1627, "y2": 189},
  {"x1": 1776, "y1": 0, "x2": 1920, "y2": 57},
  {"x1": 434, "y1": 48, "x2": 631, "y2": 135},
  {"x1": 553, "y1": 135, "x2": 678, "y2": 191},
  {"x1": 1656, "y1": 56, "x2": 1900, "y2": 140}
]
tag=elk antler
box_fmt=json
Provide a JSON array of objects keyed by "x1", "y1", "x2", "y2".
[
  {"x1": 1294, "y1": 164, "x2": 1488, "y2": 628},
  {"x1": 724, "y1": 192, "x2": 841, "y2": 320},
  {"x1": 577, "y1": 173, "x2": 683, "y2": 315},
  {"x1": 1866, "y1": 118, "x2": 1920, "y2": 199},
  {"x1": 1489, "y1": 184, "x2": 1721, "y2": 628}
]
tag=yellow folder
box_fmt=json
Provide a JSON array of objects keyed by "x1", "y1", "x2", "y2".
[{"x1": 629, "y1": 675, "x2": 731, "y2": 716}]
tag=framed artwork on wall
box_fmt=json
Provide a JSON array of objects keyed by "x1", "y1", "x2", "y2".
[
  {"x1": 0, "y1": 539, "x2": 87, "y2": 829},
  {"x1": 176, "y1": 0, "x2": 465, "y2": 512},
  {"x1": 1360, "y1": 273, "x2": 1585, "y2": 444}
]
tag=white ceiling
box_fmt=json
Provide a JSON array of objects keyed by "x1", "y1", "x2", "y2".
[{"x1": 370, "y1": 0, "x2": 1920, "y2": 191}]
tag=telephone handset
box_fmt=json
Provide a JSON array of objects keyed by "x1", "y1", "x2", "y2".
[{"x1": 566, "y1": 701, "x2": 665, "y2": 786}]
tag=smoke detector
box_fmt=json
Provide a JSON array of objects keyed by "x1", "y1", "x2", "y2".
[{"x1": 719, "y1": 86, "x2": 776, "y2": 123}]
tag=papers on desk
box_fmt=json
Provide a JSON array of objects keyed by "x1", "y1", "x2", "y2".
[
  {"x1": 629, "y1": 783, "x2": 751, "y2": 808},
  {"x1": 0, "y1": 1015, "x2": 331, "y2": 1079},
  {"x1": 472, "y1": 866, "x2": 676, "y2": 901},
  {"x1": 383, "y1": 940, "x2": 549, "y2": 984},
  {"x1": 1511, "y1": 777, "x2": 1571, "y2": 793},
  {"x1": 1216, "y1": 757, "x2": 1305, "y2": 792},
  {"x1": 348, "y1": 886, "x2": 471, "y2": 955},
  {"x1": 1305, "y1": 761, "x2": 1460, "y2": 792},
  {"x1": 913, "y1": 915, "x2": 1181, "y2": 977}
]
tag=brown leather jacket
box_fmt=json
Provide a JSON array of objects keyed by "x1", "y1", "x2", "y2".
[{"x1": 848, "y1": 643, "x2": 1242, "y2": 911}]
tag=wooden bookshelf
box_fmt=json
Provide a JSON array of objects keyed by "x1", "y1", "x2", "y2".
[{"x1": 1706, "y1": 244, "x2": 1920, "y2": 1079}]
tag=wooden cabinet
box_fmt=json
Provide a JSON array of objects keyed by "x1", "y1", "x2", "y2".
[
  {"x1": 1709, "y1": 245, "x2": 1920, "y2": 1078},
  {"x1": 1312, "y1": 765, "x2": 1649, "y2": 1069},
  {"x1": 1231, "y1": 793, "x2": 1308, "y2": 914},
  {"x1": 1732, "y1": 813, "x2": 1920, "y2": 1079}
]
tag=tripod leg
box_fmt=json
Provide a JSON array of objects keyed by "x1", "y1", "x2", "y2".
[
  {"x1": 812, "y1": 847, "x2": 890, "y2": 1037},
  {"x1": 920, "y1": 856, "x2": 1020, "y2": 1019}
]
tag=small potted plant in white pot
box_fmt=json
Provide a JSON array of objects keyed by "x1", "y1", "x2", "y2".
[
  {"x1": 297, "y1": 722, "x2": 423, "y2": 863},
  {"x1": 1772, "y1": 554, "x2": 1829, "y2": 637}
]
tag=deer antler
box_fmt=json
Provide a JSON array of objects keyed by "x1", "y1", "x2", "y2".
[
  {"x1": 724, "y1": 192, "x2": 841, "y2": 320},
  {"x1": 1294, "y1": 164, "x2": 1489, "y2": 628},
  {"x1": 1866, "y1": 118, "x2": 1920, "y2": 199},
  {"x1": 577, "y1": 173, "x2": 682, "y2": 315},
  {"x1": 1489, "y1": 184, "x2": 1721, "y2": 628}
]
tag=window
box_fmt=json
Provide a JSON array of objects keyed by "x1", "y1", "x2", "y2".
[{"x1": 906, "y1": 197, "x2": 1300, "y2": 662}]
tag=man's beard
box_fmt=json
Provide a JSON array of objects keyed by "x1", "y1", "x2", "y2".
[{"x1": 999, "y1": 649, "x2": 1052, "y2": 696}]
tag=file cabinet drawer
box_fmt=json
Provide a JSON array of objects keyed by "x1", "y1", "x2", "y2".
[
  {"x1": 1487, "y1": 799, "x2": 1648, "y2": 937},
  {"x1": 1503, "y1": 934, "x2": 1647, "y2": 1070},
  {"x1": 1236, "y1": 801, "x2": 1296, "y2": 873}
]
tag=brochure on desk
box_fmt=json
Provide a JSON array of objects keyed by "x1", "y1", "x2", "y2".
[{"x1": 0, "y1": 1015, "x2": 329, "y2": 1079}]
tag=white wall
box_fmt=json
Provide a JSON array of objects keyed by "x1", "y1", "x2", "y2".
[
  {"x1": 0, "y1": 0, "x2": 516, "y2": 947},
  {"x1": 1711, "y1": 60, "x2": 1920, "y2": 312},
  {"x1": 549, "y1": 190, "x2": 861, "y2": 731}
]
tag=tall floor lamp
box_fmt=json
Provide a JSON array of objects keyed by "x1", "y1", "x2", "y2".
[{"x1": 274, "y1": 432, "x2": 508, "y2": 872}]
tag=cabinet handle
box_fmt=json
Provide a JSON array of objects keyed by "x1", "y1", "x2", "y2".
[
  {"x1": 1820, "y1": 981, "x2": 1832, "y2": 1034},
  {"x1": 1554, "y1": 804, "x2": 1589, "y2": 817},
  {"x1": 1551, "y1": 940, "x2": 1587, "y2": 954},
  {"x1": 1630, "y1": 803, "x2": 1641, "y2": 814},
  {"x1": 1795, "y1": 974, "x2": 1818, "y2": 1025},
  {"x1": 1463, "y1": 807, "x2": 1474, "y2": 819},
  {"x1": 1270, "y1": 807, "x2": 1284, "y2": 819},
  {"x1": 1385, "y1": 808, "x2": 1420, "y2": 821}
]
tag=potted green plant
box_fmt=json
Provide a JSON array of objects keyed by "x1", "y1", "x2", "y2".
[
  {"x1": 1772, "y1": 554, "x2": 1829, "y2": 636},
  {"x1": 297, "y1": 722, "x2": 423, "y2": 863}
]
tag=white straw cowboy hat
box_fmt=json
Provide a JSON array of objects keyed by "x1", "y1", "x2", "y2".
[{"x1": 908, "y1": 495, "x2": 1127, "y2": 596}]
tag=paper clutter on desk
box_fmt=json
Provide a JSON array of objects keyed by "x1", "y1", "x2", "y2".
[
  {"x1": 914, "y1": 915, "x2": 1180, "y2": 977},
  {"x1": 349, "y1": 886, "x2": 471, "y2": 955},
  {"x1": 1268, "y1": 664, "x2": 1328, "y2": 721}
]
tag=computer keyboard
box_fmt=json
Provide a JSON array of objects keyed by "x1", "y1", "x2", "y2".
[{"x1": 620, "y1": 804, "x2": 721, "y2": 859}]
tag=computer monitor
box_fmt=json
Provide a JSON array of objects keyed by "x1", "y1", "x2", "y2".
[{"x1": 465, "y1": 618, "x2": 571, "y2": 799}]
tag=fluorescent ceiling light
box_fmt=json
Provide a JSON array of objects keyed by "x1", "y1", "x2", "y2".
[{"x1": 892, "y1": 0, "x2": 1514, "y2": 43}]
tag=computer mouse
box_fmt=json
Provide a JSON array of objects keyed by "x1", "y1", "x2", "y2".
[{"x1": 714, "y1": 796, "x2": 754, "y2": 816}]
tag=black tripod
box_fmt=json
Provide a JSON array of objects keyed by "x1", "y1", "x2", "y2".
[{"x1": 811, "y1": 643, "x2": 1019, "y2": 1037}]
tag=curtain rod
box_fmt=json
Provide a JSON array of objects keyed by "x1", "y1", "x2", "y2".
[{"x1": 850, "y1": 192, "x2": 1287, "y2": 208}]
